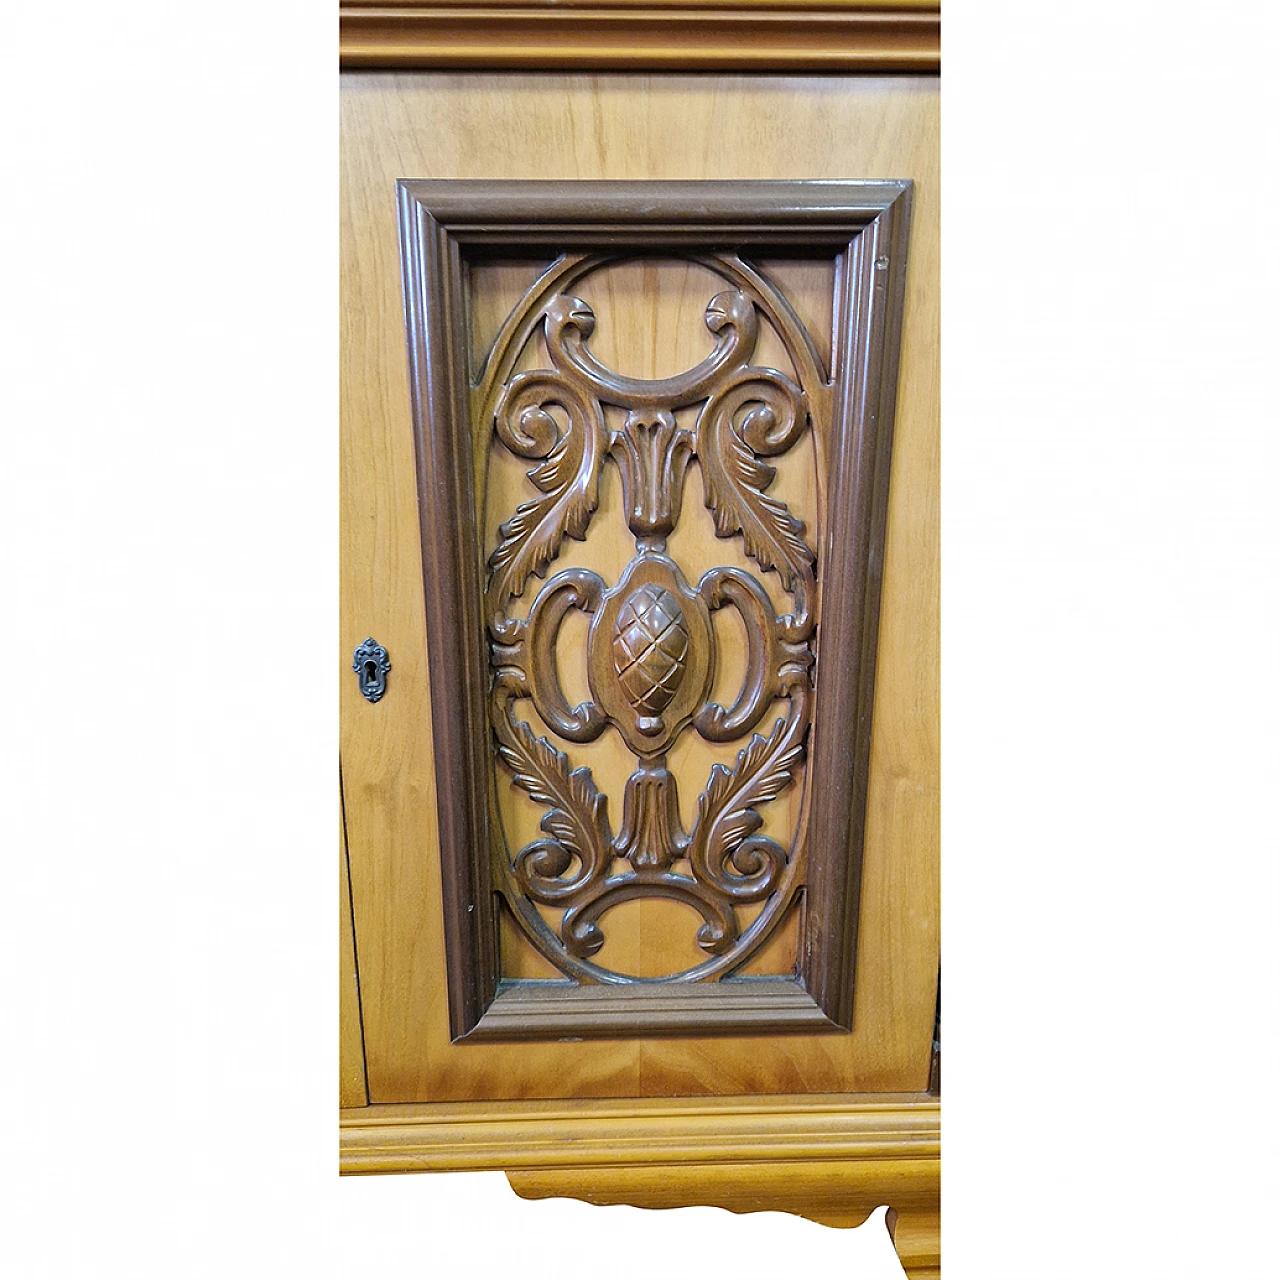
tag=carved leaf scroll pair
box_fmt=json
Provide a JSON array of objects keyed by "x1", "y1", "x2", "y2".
[{"x1": 484, "y1": 257, "x2": 823, "y2": 982}]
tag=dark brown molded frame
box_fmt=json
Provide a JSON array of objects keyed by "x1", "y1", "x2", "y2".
[{"x1": 397, "y1": 180, "x2": 911, "y2": 1041}]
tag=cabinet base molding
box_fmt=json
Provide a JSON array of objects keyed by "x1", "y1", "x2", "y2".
[{"x1": 340, "y1": 1093, "x2": 939, "y2": 1274}]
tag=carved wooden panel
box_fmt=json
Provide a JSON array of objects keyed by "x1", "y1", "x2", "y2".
[{"x1": 398, "y1": 181, "x2": 911, "y2": 1040}]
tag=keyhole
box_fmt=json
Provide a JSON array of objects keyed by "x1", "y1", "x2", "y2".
[{"x1": 364, "y1": 661, "x2": 377, "y2": 684}]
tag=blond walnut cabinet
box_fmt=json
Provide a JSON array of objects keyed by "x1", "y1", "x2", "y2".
[{"x1": 340, "y1": 65, "x2": 938, "y2": 1277}]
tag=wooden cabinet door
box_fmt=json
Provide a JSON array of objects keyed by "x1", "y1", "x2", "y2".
[{"x1": 340, "y1": 72, "x2": 938, "y2": 1106}]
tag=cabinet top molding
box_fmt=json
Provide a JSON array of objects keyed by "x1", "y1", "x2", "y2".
[{"x1": 339, "y1": 2, "x2": 941, "y2": 73}]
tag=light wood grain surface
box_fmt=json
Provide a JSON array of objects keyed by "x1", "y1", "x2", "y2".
[
  {"x1": 340, "y1": 71, "x2": 938, "y2": 1103},
  {"x1": 340, "y1": 789, "x2": 369, "y2": 1106}
]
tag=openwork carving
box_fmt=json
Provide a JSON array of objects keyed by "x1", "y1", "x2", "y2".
[
  {"x1": 484, "y1": 261, "x2": 822, "y2": 981},
  {"x1": 399, "y1": 179, "x2": 912, "y2": 1038}
]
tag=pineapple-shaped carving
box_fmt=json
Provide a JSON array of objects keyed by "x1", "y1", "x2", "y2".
[{"x1": 611, "y1": 584, "x2": 689, "y2": 726}]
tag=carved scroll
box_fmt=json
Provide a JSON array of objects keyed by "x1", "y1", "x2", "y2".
[{"x1": 484, "y1": 264, "x2": 823, "y2": 982}]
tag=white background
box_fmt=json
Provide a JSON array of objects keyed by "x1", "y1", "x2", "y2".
[{"x1": 2, "y1": 3, "x2": 1278, "y2": 1276}]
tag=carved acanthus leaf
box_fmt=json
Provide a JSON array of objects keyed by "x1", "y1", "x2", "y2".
[
  {"x1": 696, "y1": 711, "x2": 805, "y2": 852},
  {"x1": 494, "y1": 712, "x2": 612, "y2": 870},
  {"x1": 688, "y1": 684, "x2": 809, "y2": 901},
  {"x1": 699, "y1": 411, "x2": 816, "y2": 605},
  {"x1": 486, "y1": 375, "x2": 606, "y2": 633}
]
